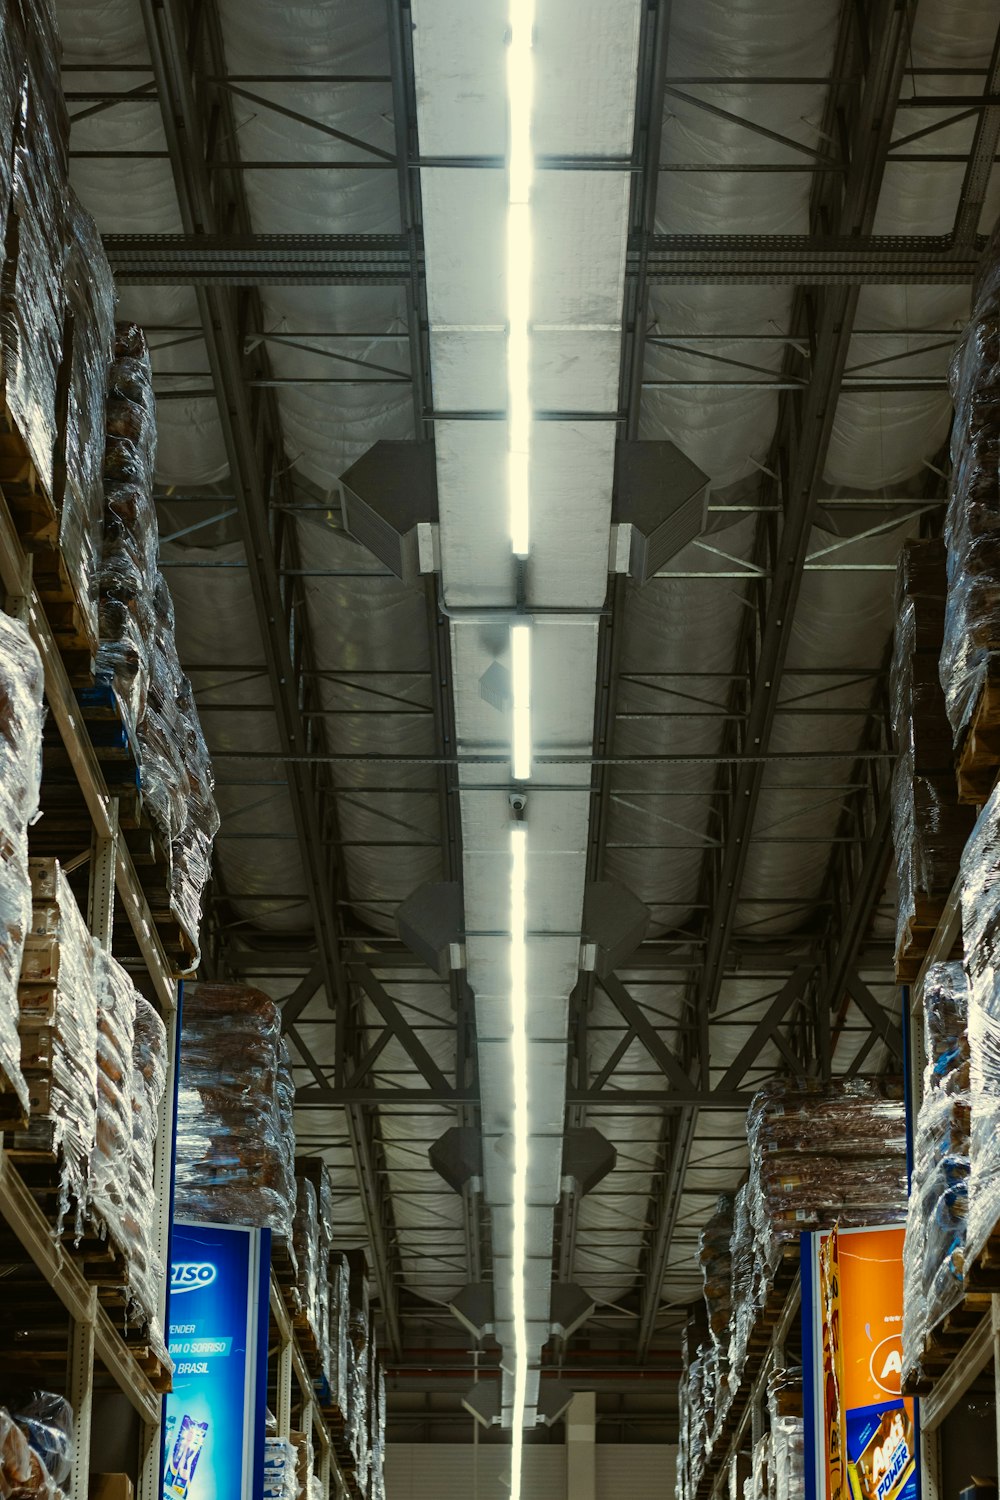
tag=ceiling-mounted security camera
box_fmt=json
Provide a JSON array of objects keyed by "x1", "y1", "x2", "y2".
[{"x1": 508, "y1": 790, "x2": 527, "y2": 819}]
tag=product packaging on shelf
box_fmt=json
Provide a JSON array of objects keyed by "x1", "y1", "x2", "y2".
[
  {"x1": 939, "y1": 224, "x2": 1000, "y2": 746},
  {"x1": 1, "y1": 0, "x2": 69, "y2": 505},
  {"x1": 0, "y1": 1390, "x2": 74, "y2": 1497},
  {"x1": 891, "y1": 537, "x2": 976, "y2": 970},
  {"x1": 0, "y1": 612, "x2": 44, "y2": 1114},
  {"x1": 174, "y1": 984, "x2": 297, "y2": 1243},
  {"x1": 959, "y1": 791, "x2": 1000, "y2": 1263},
  {"x1": 125, "y1": 994, "x2": 169, "y2": 1358},
  {"x1": 56, "y1": 193, "x2": 115, "y2": 647},
  {"x1": 902, "y1": 961, "x2": 971, "y2": 1388},
  {"x1": 327, "y1": 1251, "x2": 350, "y2": 1417},
  {"x1": 18, "y1": 861, "x2": 99, "y2": 1235}
]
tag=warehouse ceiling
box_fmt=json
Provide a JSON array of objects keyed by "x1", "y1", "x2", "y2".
[{"x1": 57, "y1": 0, "x2": 1000, "y2": 1445}]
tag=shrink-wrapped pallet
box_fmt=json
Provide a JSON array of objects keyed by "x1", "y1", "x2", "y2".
[
  {"x1": 19, "y1": 861, "x2": 98, "y2": 1234},
  {"x1": 1, "y1": 0, "x2": 68, "y2": 502},
  {"x1": 262, "y1": 1438, "x2": 297, "y2": 1500},
  {"x1": 292, "y1": 1177, "x2": 325, "y2": 1363},
  {"x1": 327, "y1": 1251, "x2": 351, "y2": 1417},
  {"x1": 902, "y1": 962, "x2": 971, "y2": 1387},
  {"x1": 0, "y1": 612, "x2": 43, "y2": 1113},
  {"x1": 959, "y1": 793, "x2": 1000, "y2": 1261},
  {"x1": 698, "y1": 1192, "x2": 735, "y2": 1350},
  {"x1": 746, "y1": 1080, "x2": 907, "y2": 1278},
  {"x1": 727, "y1": 1182, "x2": 758, "y2": 1396},
  {"x1": 0, "y1": 1391, "x2": 74, "y2": 1497},
  {"x1": 891, "y1": 537, "x2": 976, "y2": 968},
  {"x1": 175, "y1": 984, "x2": 296, "y2": 1242},
  {"x1": 57, "y1": 194, "x2": 114, "y2": 645},
  {"x1": 124, "y1": 994, "x2": 168, "y2": 1353},
  {"x1": 939, "y1": 229, "x2": 1000, "y2": 744},
  {"x1": 89, "y1": 948, "x2": 135, "y2": 1248},
  {"x1": 97, "y1": 325, "x2": 158, "y2": 739},
  {"x1": 370, "y1": 1362, "x2": 387, "y2": 1500},
  {"x1": 296, "y1": 1157, "x2": 335, "y2": 1379}
]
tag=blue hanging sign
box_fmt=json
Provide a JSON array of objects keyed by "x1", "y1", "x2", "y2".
[{"x1": 162, "y1": 1220, "x2": 270, "y2": 1500}]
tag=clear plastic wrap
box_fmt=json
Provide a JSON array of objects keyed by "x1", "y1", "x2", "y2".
[
  {"x1": 2, "y1": 1395, "x2": 73, "y2": 1489},
  {"x1": 0, "y1": 612, "x2": 43, "y2": 1114},
  {"x1": 326, "y1": 1251, "x2": 350, "y2": 1415},
  {"x1": 346, "y1": 1341, "x2": 370, "y2": 1484},
  {"x1": 370, "y1": 1361, "x2": 386, "y2": 1500},
  {"x1": 0, "y1": 5, "x2": 25, "y2": 274},
  {"x1": 727, "y1": 1181, "x2": 759, "y2": 1395},
  {"x1": 292, "y1": 1178, "x2": 321, "y2": 1339},
  {"x1": 1, "y1": 0, "x2": 68, "y2": 503},
  {"x1": 57, "y1": 193, "x2": 114, "y2": 646},
  {"x1": 959, "y1": 795, "x2": 1000, "y2": 1261},
  {"x1": 89, "y1": 947, "x2": 136, "y2": 1248},
  {"x1": 903, "y1": 962, "x2": 971, "y2": 1387},
  {"x1": 175, "y1": 984, "x2": 297, "y2": 1240},
  {"x1": 892, "y1": 536, "x2": 975, "y2": 961},
  {"x1": 19, "y1": 861, "x2": 98, "y2": 1235},
  {"x1": 699, "y1": 1192, "x2": 735, "y2": 1351},
  {"x1": 769, "y1": 1417, "x2": 804, "y2": 1500},
  {"x1": 262, "y1": 1438, "x2": 297, "y2": 1500},
  {"x1": 97, "y1": 326, "x2": 158, "y2": 742},
  {"x1": 939, "y1": 232, "x2": 1000, "y2": 743},
  {"x1": 892, "y1": 754, "x2": 974, "y2": 961},
  {"x1": 296, "y1": 1158, "x2": 335, "y2": 1380},
  {"x1": 124, "y1": 994, "x2": 169, "y2": 1357}
]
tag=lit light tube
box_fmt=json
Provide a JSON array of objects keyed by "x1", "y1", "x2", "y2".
[
  {"x1": 506, "y1": 0, "x2": 535, "y2": 558},
  {"x1": 509, "y1": 822, "x2": 530, "y2": 1499},
  {"x1": 511, "y1": 623, "x2": 531, "y2": 780}
]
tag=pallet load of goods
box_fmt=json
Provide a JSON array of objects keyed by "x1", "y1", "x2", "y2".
[
  {"x1": 675, "y1": 1081, "x2": 907, "y2": 1500},
  {"x1": 882, "y1": 222, "x2": 1000, "y2": 1389},
  {"x1": 0, "y1": 0, "x2": 222, "y2": 1483},
  {"x1": 0, "y1": 1393, "x2": 74, "y2": 1498},
  {"x1": 174, "y1": 985, "x2": 388, "y2": 1500},
  {"x1": 0, "y1": 0, "x2": 219, "y2": 979}
]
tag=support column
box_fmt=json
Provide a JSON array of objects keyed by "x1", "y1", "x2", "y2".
[{"x1": 566, "y1": 1392, "x2": 595, "y2": 1500}]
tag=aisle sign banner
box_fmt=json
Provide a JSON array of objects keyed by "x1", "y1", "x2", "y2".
[
  {"x1": 803, "y1": 1223, "x2": 919, "y2": 1500},
  {"x1": 162, "y1": 1221, "x2": 269, "y2": 1500}
]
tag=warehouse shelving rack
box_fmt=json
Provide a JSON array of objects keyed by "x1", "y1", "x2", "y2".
[
  {"x1": 270, "y1": 1272, "x2": 344, "y2": 1500},
  {"x1": 0, "y1": 475, "x2": 178, "y2": 1500},
  {"x1": 700, "y1": 1273, "x2": 802, "y2": 1500},
  {"x1": 906, "y1": 776, "x2": 1000, "y2": 1498}
]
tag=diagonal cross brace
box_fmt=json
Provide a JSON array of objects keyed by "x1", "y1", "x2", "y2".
[
  {"x1": 599, "y1": 973, "x2": 692, "y2": 1094},
  {"x1": 353, "y1": 965, "x2": 456, "y2": 1098}
]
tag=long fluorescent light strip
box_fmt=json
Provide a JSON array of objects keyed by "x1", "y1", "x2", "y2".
[
  {"x1": 506, "y1": 0, "x2": 534, "y2": 559},
  {"x1": 511, "y1": 623, "x2": 531, "y2": 781},
  {"x1": 509, "y1": 823, "x2": 530, "y2": 1499}
]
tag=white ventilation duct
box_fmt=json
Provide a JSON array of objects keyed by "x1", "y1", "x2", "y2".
[{"x1": 410, "y1": 0, "x2": 643, "y2": 1431}]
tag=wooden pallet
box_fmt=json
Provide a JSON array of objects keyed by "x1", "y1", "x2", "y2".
[
  {"x1": 0, "y1": 1057, "x2": 28, "y2": 1129},
  {"x1": 901, "y1": 1289, "x2": 993, "y2": 1395},
  {"x1": 37, "y1": 686, "x2": 199, "y2": 972},
  {"x1": 956, "y1": 663, "x2": 1000, "y2": 804},
  {"x1": 31, "y1": 541, "x2": 97, "y2": 686},
  {"x1": 969, "y1": 1217, "x2": 1000, "y2": 1289},
  {"x1": 894, "y1": 890, "x2": 953, "y2": 982},
  {"x1": 0, "y1": 401, "x2": 57, "y2": 548}
]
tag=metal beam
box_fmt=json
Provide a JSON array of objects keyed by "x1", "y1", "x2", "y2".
[
  {"x1": 102, "y1": 229, "x2": 983, "y2": 286},
  {"x1": 632, "y1": 0, "x2": 918, "y2": 1362}
]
